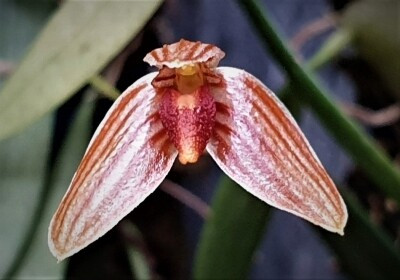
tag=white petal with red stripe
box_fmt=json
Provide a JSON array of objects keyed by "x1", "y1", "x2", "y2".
[
  {"x1": 208, "y1": 67, "x2": 348, "y2": 234},
  {"x1": 48, "y1": 73, "x2": 177, "y2": 261}
]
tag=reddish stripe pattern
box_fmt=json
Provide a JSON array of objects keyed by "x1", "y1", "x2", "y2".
[
  {"x1": 143, "y1": 39, "x2": 225, "y2": 69},
  {"x1": 48, "y1": 39, "x2": 348, "y2": 262},
  {"x1": 208, "y1": 67, "x2": 348, "y2": 234},
  {"x1": 48, "y1": 73, "x2": 178, "y2": 261}
]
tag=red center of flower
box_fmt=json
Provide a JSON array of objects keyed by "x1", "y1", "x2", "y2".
[{"x1": 156, "y1": 64, "x2": 216, "y2": 164}]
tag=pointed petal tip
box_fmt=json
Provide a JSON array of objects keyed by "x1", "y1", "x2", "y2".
[
  {"x1": 336, "y1": 197, "x2": 349, "y2": 236},
  {"x1": 48, "y1": 220, "x2": 74, "y2": 262},
  {"x1": 322, "y1": 204, "x2": 348, "y2": 236},
  {"x1": 331, "y1": 222, "x2": 345, "y2": 236},
  {"x1": 48, "y1": 236, "x2": 77, "y2": 262},
  {"x1": 48, "y1": 239, "x2": 63, "y2": 262},
  {"x1": 330, "y1": 219, "x2": 346, "y2": 236}
]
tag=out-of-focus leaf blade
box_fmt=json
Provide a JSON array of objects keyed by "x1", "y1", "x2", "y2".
[
  {"x1": 121, "y1": 222, "x2": 151, "y2": 280},
  {"x1": 238, "y1": 0, "x2": 400, "y2": 206},
  {"x1": 193, "y1": 176, "x2": 271, "y2": 279},
  {"x1": 194, "y1": 2, "x2": 400, "y2": 278},
  {"x1": 341, "y1": 0, "x2": 400, "y2": 99},
  {"x1": 15, "y1": 101, "x2": 94, "y2": 278},
  {"x1": 0, "y1": 0, "x2": 55, "y2": 67},
  {"x1": 0, "y1": 0, "x2": 162, "y2": 140},
  {"x1": 0, "y1": 1, "x2": 57, "y2": 277},
  {"x1": 319, "y1": 191, "x2": 400, "y2": 280},
  {"x1": 0, "y1": 115, "x2": 54, "y2": 277}
]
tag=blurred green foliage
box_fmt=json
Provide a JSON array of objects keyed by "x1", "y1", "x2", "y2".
[
  {"x1": 341, "y1": 0, "x2": 400, "y2": 100},
  {"x1": 194, "y1": 176, "x2": 271, "y2": 279},
  {"x1": 0, "y1": 0, "x2": 161, "y2": 278},
  {"x1": 194, "y1": 0, "x2": 400, "y2": 278},
  {"x1": 0, "y1": 0, "x2": 58, "y2": 278},
  {"x1": 0, "y1": 0, "x2": 162, "y2": 141}
]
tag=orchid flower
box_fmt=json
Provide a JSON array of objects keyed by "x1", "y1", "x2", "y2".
[{"x1": 48, "y1": 39, "x2": 348, "y2": 261}]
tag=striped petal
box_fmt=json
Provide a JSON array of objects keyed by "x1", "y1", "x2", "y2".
[
  {"x1": 143, "y1": 39, "x2": 225, "y2": 69},
  {"x1": 48, "y1": 73, "x2": 178, "y2": 261},
  {"x1": 208, "y1": 67, "x2": 347, "y2": 234}
]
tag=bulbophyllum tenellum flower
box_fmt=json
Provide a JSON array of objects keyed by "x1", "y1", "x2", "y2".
[{"x1": 48, "y1": 39, "x2": 348, "y2": 261}]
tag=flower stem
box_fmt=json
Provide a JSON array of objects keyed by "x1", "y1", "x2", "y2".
[
  {"x1": 307, "y1": 28, "x2": 352, "y2": 70},
  {"x1": 160, "y1": 179, "x2": 211, "y2": 219}
]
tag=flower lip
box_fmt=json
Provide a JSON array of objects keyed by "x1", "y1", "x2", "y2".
[{"x1": 143, "y1": 39, "x2": 225, "y2": 69}]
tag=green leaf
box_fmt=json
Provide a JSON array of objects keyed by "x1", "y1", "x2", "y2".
[
  {"x1": 0, "y1": 115, "x2": 55, "y2": 277},
  {"x1": 121, "y1": 222, "x2": 151, "y2": 280},
  {"x1": 2, "y1": 98, "x2": 95, "y2": 279},
  {"x1": 15, "y1": 101, "x2": 94, "y2": 279},
  {"x1": 307, "y1": 29, "x2": 353, "y2": 70},
  {"x1": 237, "y1": 0, "x2": 400, "y2": 205},
  {"x1": 0, "y1": 0, "x2": 162, "y2": 141},
  {"x1": 0, "y1": 0, "x2": 55, "y2": 66},
  {"x1": 320, "y1": 191, "x2": 400, "y2": 280},
  {"x1": 0, "y1": 1, "x2": 57, "y2": 278},
  {"x1": 194, "y1": 2, "x2": 400, "y2": 278},
  {"x1": 193, "y1": 176, "x2": 271, "y2": 279}
]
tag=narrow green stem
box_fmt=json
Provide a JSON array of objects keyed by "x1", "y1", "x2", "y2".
[
  {"x1": 194, "y1": 3, "x2": 400, "y2": 278},
  {"x1": 89, "y1": 75, "x2": 120, "y2": 100},
  {"x1": 120, "y1": 222, "x2": 151, "y2": 280},
  {"x1": 239, "y1": 0, "x2": 400, "y2": 202},
  {"x1": 280, "y1": 25, "x2": 353, "y2": 119},
  {"x1": 307, "y1": 28, "x2": 353, "y2": 70}
]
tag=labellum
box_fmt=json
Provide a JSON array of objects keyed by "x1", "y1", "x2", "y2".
[{"x1": 49, "y1": 39, "x2": 348, "y2": 261}]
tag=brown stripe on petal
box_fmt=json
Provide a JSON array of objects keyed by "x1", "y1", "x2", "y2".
[
  {"x1": 162, "y1": 45, "x2": 169, "y2": 61},
  {"x1": 152, "y1": 67, "x2": 176, "y2": 88},
  {"x1": 151, "y1": 49, "x2": 161, "y2": 63},
  {"x1": 210, "y1": 130, "x2": 230, "y2": 163},
  {"x1": 152, "y1": 78, "x2": 175, "y2": 89},
  {"x1": 250, "y1": 99, "x2": 336, "y2": 213},
  {"x1": 77, "y1": 130, "x2": 170, "y2": 243},
  {"x1": 154, "y1": 75, "x2": 176, "y2": 81},
  {"x1": 212, "y1": 125, "x2": 303, "y2": 214},
  {"x1": 204, "y1": 73, "x2": 222, "y2": 84},
  {"x1": 214, "y1": 121, "x2": 233, "y2": 136},
  {"x1": 237, "y1": 116, "x2": 308, "y2": 212},
  {"x1": 143, "y1": 40, "x2": 225, "y2": 69},
  {"x1": 49, "y1": 72, "x2": 181, "y2": 261},
  {"x1": 186, "y1": 41, "x2": 202, "y2": 60},
  {"x1": 73, "y1": 84, "x2": 146, "y2": 183},
  {"x1": 202, "y1": 65, "x2": 223, "y2": 85},
  {"x1": 77, "y1": 125, "x2": 171, "y2": 230},
  {"x1": 246, "y1": 78, "x2": 330, "y2": 186},
  {"x1": 52, "y1": 84, "x2": 147, "y2": 238},
  {"x1": 194, "y1": 44, "x2": 215, "y2": 59},
  {"x1": 61, "y1": 114, "x2": 161, "y2": 248},
  {"x1": 207, "y1": 67, "x2": 346, "y2": 233},
  {"x1": 215, "y1": 101, "x2": 231, "y2": 117},
  {"x1": 150, "y1": 127, "x2": 169, "y2": 146},
  {"x1": 54, "y1": 92, "x2": 158, "y2": 241},
  {"x1": 245, "y1": 77, "x2": 342, "y2": 215},
  {"x1": 160, "y1": 136, "x2": 175, "y2": 155}
]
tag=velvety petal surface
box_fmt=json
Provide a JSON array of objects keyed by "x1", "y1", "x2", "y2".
[
  {"x1": 207, "y1": 67, "x2": 347, "y2": 234},
  {"x1": 49, "y1": 73, "x2": 177, "y2": 261}
]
